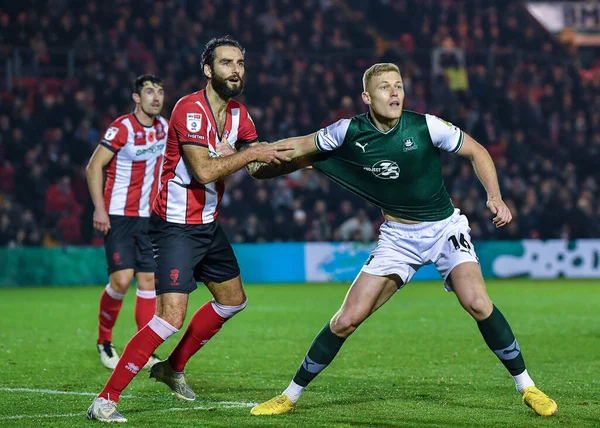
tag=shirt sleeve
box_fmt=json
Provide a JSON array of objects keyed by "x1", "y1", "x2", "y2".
[
  {"x1": 236, "y1": 110, "x2": 259, "y2": 146},
  {"x1": 171, "y1": 101, "x2": 209, "y2": 147},
  {"x1": 425, "y1": 114, "x2": 464, "y2": 153},
  {"x1": 314, "y1": 118, "x2": 351, "y2": 151},
  {"x1": 100, "y1": 121, "x2": 128, "y2": 153}
]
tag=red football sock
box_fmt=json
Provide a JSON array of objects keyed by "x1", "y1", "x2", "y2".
[
  {"x1": 98, "y1": 284, "x2": 125, "y2": 344},
  {"x1": 134, "y1": 289, "x2": 156, "y2": 331},
  {"x1": 98, "y1": 316, "x2": 177, "y2": 402},
  {"x1": 168, "y1": 301, "x2": 227, "y2": 372}
]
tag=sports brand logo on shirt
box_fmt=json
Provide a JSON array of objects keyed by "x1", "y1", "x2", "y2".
[
  {"x1": 355, "y1": 141, "x2": 368, "y2": 152},
  {"x1": 403, "y1": 138, "x2": 417, "y2": 152},
  {"x1": 363, "y1": 160, "x2": 400, "y2": 179},
  {"x1": 104, "y1": 127, "x2": 119, "y2": 141},
  {"x1": 186, "y1": 113, "x2": 202, "y2": 133}
]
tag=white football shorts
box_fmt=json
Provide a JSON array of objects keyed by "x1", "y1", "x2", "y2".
[{"x1": 361, "y1": 209, "x2": 479, "y2": 291}]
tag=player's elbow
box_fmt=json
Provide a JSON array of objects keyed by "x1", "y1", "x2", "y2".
[
  {"x1": 195, "y1": 170, "x2": 216, "y2": 185},
  {"x1": 471, "y1": 144, "x2": 491, "y2": 163},
  {"x1": 85, "y1": 161, "x2": 99, "y2": 177}
]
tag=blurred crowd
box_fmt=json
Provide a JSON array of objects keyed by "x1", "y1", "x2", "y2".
[{"x1": 0, "y1": 0, "x2": 598, "y2": 247}]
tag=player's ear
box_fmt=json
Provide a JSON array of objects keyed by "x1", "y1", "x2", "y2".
[
  {"x1": 361, "y1": 91, "x2": 371, "y2": 106},
  {"x1": 132, "y1": 92, "x2": 141, "y2": 104},
  {"x1": 203, "y1": 64, "x2": 212, "y2": 80}
]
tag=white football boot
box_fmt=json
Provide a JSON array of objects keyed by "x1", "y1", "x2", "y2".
[
  {"x1": 97, "y1": 341, "x2": 120, "y2": 370},
  {"x1": 143, "y1": 353, "x2": 161, "y2": 369},
  {"x1": 87, "y1": 397, "x2": 127, "y2": 423}
]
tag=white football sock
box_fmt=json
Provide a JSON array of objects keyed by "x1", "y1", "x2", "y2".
[
  {"x1": 513, "y1": 369, "x2": 535, "y2": 393},
  {"x1": 282, "y1": 380, "x2": 304, "y2": 403}
]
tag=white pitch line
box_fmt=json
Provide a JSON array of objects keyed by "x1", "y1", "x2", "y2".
[
  {"x1": 0, "y1": 387, "x2": 135, "y2": 399},
  {"x1": 0, "y1": 412, "x2": 84, "y2": 421},
  {"x1": 0, "y1": 387, "x2": 256, "y2": 421},
  {"x1": 195, "y1": 400, "x2": 257, "y2": 407},
  {"x1": 166, "y1": 404, "x2": 252, "y2": 412},
  {"x1": 0, "y1": 387, "x2": 256, "y2": 406}
]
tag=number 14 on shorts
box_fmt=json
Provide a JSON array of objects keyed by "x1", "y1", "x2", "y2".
[{"x1": 447, "y1": 232, "x2": 473, "y2": 254}]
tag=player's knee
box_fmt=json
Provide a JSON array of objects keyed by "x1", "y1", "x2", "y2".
[
  {"x1": 110, "y1": 273, "x2": 132, "y2": 294},
  {"x1": 211, "y1": 299, "x2": 247, "y2": 319},
  {"x1": 156, "y1": 311, "x2": 186, "y2": 330},
  {"x1": 465, "y1": 295, "x2": 493, "y2": 320},
  {"x1": 136, "y1": 274, "x2": 155, "y2": 291},
  {"x1": 330, "y1": 312, "x2": 362, "y2": 338}
]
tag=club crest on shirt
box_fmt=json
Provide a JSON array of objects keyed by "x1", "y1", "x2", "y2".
[
  {"x1": 187, "y1": 113, "x2": 202, "y2": 133},
  {"x1": 403, "y1": 137, "x2": 417, "y2": 152}
]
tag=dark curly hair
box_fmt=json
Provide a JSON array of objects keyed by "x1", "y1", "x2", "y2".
[{"x1": 201, "y1": 36, "x2": 246, "y2": 79}]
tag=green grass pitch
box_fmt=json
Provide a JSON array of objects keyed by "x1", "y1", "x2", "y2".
[{"x1": 0, "y1": 280, "x2": 598, "y2": 427}]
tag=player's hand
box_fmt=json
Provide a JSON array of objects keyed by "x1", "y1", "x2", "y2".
[
  {"x1": 486, "y1": 197, "x2": 512, "y2": 228},
  {"x1": 93, "y1": 209, "x2": 111, "y2": 235},
  {"x1": 215, "y1": 135, "x2": 235, "y2": 157},
  {"x1": 250, "y1": 142, "x2": 294, "y2": 164}
]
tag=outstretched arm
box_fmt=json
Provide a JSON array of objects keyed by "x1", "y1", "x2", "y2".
[
  {"x1": 247, "y1": 154, "x2": 314, "y2": 179},
  {"x1": 245, "y1": 133, "x2": 319, "y2": 179},
  {"x1": 456, "y1": 133, "x2": 512, "y2": 227},
  {"x1": 183, "y1": 141, "x2": 294, "y2": 184}
]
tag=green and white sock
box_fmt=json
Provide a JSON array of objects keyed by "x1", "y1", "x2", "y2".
[
  {"x1": 287, "y1": 322, "x2": 346, "y2": 402},
  {"x1": 477, "y1": 305, "x2": 531, "y2": 390}
]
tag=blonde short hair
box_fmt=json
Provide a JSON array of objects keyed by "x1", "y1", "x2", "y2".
[{"x1": 362, "y1": 63, "x2": 400, "y2": 91}]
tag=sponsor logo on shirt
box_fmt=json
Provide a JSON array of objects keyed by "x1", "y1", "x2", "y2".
[
  {"x1": 135, "y1": 143, "x2": 165, "y2": 156},
  {"x1": 363, "y1": 160, "x2": 400, "y2": 179}
]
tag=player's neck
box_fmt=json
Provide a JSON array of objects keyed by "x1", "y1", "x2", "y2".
[
  {"x1": 205, "y1": 84, "x2": 229, "y2": 116},
  {"x1": 133, "y1": 108, "x2": 155, "y2": 127},
  {"x1": 369, "y1": 111, "x2": 400, "y2": 132}
]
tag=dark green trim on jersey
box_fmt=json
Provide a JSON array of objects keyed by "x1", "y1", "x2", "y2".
[{"x1": 452, "y1": 131, "x2": 465, "y2": 153}]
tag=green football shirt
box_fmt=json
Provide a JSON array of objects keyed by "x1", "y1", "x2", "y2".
[{"x1": 312, "y1": 110, "x2": 464, "y2": 221}]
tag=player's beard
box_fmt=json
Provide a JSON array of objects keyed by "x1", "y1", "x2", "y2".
[{"x1": 211, "y1": 70, "x2": 245, "y2": 99}]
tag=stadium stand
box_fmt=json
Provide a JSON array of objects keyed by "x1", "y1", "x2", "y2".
[{"x1": 0, "y1": 0, "x2": 598, "y2": 246}]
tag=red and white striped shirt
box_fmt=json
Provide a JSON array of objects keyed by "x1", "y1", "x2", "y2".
[
  {"x1": 100, "y1": 113, "x2": 168, "y2": 217},
  {"x1": 154, "y1": 90, "x2": 258, "y2": 224}
]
